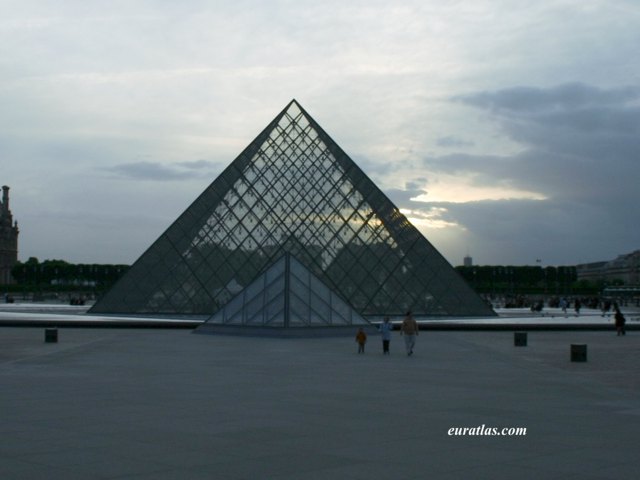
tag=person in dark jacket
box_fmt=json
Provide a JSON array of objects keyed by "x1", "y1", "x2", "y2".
[{"x1": 614, "y1": 306, "x2": 626, "y2": 336}]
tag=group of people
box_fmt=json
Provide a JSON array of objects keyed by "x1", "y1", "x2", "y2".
[
  {"x1": 355, "y1": 305, "x2": 630, "y2": 353},
  {"x1": 355, "y1": 311, "x2": 419, "y2": 356}
]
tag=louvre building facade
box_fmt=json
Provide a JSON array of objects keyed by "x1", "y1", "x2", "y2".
[{"x1": 90, "y1": 100, "x2": 494, "y2": 320}]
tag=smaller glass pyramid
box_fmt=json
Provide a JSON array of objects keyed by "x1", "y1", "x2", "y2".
[{"x1": 197, "y1": 253, "x2": 370, "y2": 333}]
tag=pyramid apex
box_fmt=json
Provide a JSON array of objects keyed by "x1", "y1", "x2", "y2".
[{"x1": 286, "y1": 98, "x2": 302, "y2": 109}]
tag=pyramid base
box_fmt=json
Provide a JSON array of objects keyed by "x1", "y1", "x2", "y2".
[{"x1": 194, "y1": 323, "x2": 377, "y2": 338}]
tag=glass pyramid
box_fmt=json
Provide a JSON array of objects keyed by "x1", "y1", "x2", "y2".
[
  {"x1": 199, "y1": 252, "x2": 369, "y2": 329},
  {"x1": 90, "y1": 100, "x2": 495, "y2": 318}
]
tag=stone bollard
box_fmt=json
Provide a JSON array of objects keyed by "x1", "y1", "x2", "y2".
[
  {"x1": 514, "y1": 331, "x2": 527, "y2": 347},
  {"x1": 45, "y1": 328, "x2": 58, "y2": 343},
  {"x1": 570, "y1": 344, "x2": 587, "y2": 362}
]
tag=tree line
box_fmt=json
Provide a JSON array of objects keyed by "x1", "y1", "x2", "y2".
[
  {"x1": 454, "y1": 265, "x2": 599, "y2": 295},
  {"x1": 8, "y1": 257, "x2": 129, "y2": 291},
  {"x1": 5, "y1": 258, "x2": 603, "y2": 297}
]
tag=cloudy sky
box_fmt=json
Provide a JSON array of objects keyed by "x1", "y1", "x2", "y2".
[{"x1": 2, "y1": 0, "x2": 639, "y2": 267}]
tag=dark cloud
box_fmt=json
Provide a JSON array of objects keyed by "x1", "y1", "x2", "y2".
[
  {"x1": 411, "y1": 83, "x2": 640, "y2": 263},
  {"x1": 106, "y1": 161, "x2": 209, "y2": 181},
  {"x1": 422, "y1": 153, "x2": 507, "y2": 176},
  {"x1": 436, "y1": 136, "x2": 475, "y2": 148},
  {"x1": 446, "y1": 198, "x2": 638, "y2": 265},
  {"x1": 177, "y1": 159, "x2": 220, "y2": 170},
  {"x1": 386, "y1": 184, "x2": 428, "y2": 206},
  {"x1": 454, "y1": 83, "x2": 640, "y2": 114},
  {"x1": 353, "y1": 154, "x2": 398, "y2": 176},
  {"x1": 404, "y1": 180, "x2": 427, "y2": 191},
  {"x1": 431, "y1": 83, "x2": 640, "y2": 200},
  {"x1": 399, "y1": 196, "x2": 640, "y2": 265}
]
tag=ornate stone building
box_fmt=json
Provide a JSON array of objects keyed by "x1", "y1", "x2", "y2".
[
  {"x1": 0, "y1": 186, "x2": 19, "y2": 285},
  {"x1": 576, "y1": 250, "x2": 640, "y2": 285}
]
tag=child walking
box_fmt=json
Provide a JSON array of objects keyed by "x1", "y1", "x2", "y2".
[
  {"x1": 355, "y1": 328, "x2": 367, "y2": 353},
  {"x1": 379, "y1": 316, "x2": 393, "y2": 354}
]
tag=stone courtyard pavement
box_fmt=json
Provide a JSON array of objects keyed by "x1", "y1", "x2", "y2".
[{"x1": 1, "y1": 327, "x2": 638, "y2": 479}]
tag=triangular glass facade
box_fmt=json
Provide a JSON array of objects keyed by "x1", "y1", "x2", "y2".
[
  {"x1": 91, "y1": 100, "x2": 495, "y2": 318},
  {"x1": 202, "y1": 253, "x2": 369, "y2": 328}
]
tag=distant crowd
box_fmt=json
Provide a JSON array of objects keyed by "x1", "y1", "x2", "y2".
[
  {"x1": 4, "y1": 293, "x2": 87, "y2": 305},
  {"x1": 486, "y1": 294, "x2": 639, "y2": 312}
]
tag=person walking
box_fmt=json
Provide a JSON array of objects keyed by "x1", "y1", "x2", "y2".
[
  {"x1": 560, "y1": 297, "x2": 568, "y2": 316},
  {"x1": 400, "y1": 311, "x2": 419, "y2": 356},
  {"x1": 614, "y1": 307, "x2": 626, "y2": 336},
  {"x1": 355, "y1": 327, "x2": 367, "y2": 353},
  {"x1": 379, "y1": 316, "x2": 393, "y2": 354}
]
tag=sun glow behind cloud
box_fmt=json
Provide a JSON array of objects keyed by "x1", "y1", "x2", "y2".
[
  {"x1": 399, "y1": 207, "x2": 460, "y2": 230},
  {"x1": 411, "y1": 173, "x2": 548, "y2": 204}
]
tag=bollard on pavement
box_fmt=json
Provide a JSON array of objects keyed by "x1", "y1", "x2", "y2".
[
  {"x1": 45, "y1": 328, "x2": 58, "y2": 343},
  {"x1": 514, "y1": 331, "x2": 527, "y2": 347},
  {"x1": 570, "y1": 344, "x2": 587, "y2": 362}
]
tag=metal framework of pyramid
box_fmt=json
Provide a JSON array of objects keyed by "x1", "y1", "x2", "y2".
[
  {"x1": 195, "y1": 253, "x2": 370, "y2": 336},
  {"x1": 90, "y1": 100, "x2": 495, "y2": 318}
]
